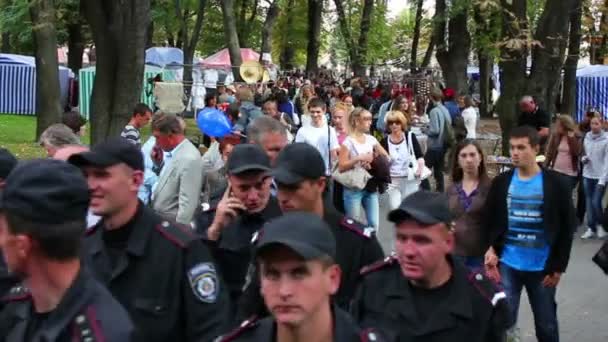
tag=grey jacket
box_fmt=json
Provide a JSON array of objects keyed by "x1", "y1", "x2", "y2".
[
  {"x1": 427, "y1": 103, "x2": 451, "y2": 150},
  {"x1": 583, "y1": 131, "x2": 608, "y2": 185}
]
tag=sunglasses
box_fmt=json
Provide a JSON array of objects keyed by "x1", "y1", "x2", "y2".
[{"x1": 387, "y1": 121, "x2": 401, "y2": 125}]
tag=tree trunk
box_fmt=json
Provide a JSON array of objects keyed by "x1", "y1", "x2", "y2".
[
  {"x1": 306, "y1": 0, "x2": 323, "y2": 76},
  {"x1": 280, "y1": 0, "x2": 295, "y2": 70},
  {"x1": 410, "y1": 0, "x2": 424, "y2": 72},
  {"x1": 562, "y1": 0, "x2": 582, "y2": 118},
  {"x1": 497, "y1": 0, "x2": 528, "y2": 154},
  {"x1": 237, "y1": 0, "x2": 249, "y2": 47},
  {"x1": 1, "y1": 32, "x2": 11, "y2": 53},
  {"x1": 352, "y1": 0, "x2": 374, "y2": 77},
  {"x1": 67, "y1": 22, "x2": 84, "y2": 73},
  {"x1": 183, "y1": 0, "x2": 207, "y2": 108},
  {"x1": 221, "y1": 0, "x2": 243, "y2": 81},
  {"x1": 260, "y1": 0, "x2": 280, "y2": 63},
  {"x1": 434, "y1": 0, "x2": 470, "y2": 95},
  {"x1": 421, "y1": 36, "x2": 435, "y2": 69},
  {"x1": 473, "y1": 0, "x2": 498, "y2": 118},
  {"x1": 146, "y1": 21, "x2": 154, "y2": 49},
  {"x1": 526, "y1": 0, "x2": 574, "y2": 114},
  {"x1": 29, "y1": 0, "x2": 62, "y2": 139},
  {"x1": 82, "y1": 0, "x2": 150, "y2": 143},
  {"x1": 478, "y1": 54, "x2": 493, "y2": 118}
]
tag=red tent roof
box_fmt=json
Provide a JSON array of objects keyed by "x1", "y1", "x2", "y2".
[{"x1": 200, "y1": 48, "x2": 260, "y2": 69}]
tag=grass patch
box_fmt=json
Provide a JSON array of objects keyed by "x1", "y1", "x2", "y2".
[{"x1": 0, "y1": 114, "x2": 203, "y2": 160}]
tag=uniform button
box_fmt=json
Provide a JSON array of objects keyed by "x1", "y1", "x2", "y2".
[
  {"x1": 155, "y1": 305, "x2": 163, "y2": 312},
  {"x1": 84, "y1": 337, "x2": 93, "y2": 342},
  {"x1": 476, "y1": 273, "x2": 483, "y2": 281},
  {"x1": 368, "y1": 332, "x2": 377, "y2": 341},
  {"x1": 81, "y1": 329, "x2": 90, "y2": 336},
  {"x1": 240, "y1": 320, "x2": 250, "y2": 327},
  {"x1": 76, "y1": 315, "x2": 85, "y2": 324},
  {"x1": 346, "y1": 219, "x2": 353, "y2": 224},
  {"x1": 162, "y1": 221, "x2": 170, "y2": 228}
]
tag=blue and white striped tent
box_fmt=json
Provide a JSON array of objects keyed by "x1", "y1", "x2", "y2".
[
  {"x1": 0, "y1": 53, "x2": 71, "y2": 115},
  {"x1": 576, "y1": 65, "x2": 608, "y2": 121}
]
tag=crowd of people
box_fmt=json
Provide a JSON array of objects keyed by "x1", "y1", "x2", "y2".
[{"x1": 0, "y1": 74, "x2": 606, "y2": 342}]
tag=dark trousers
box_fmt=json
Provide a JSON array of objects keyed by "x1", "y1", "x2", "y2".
[
  {"x1": 421, "y1": 148, "x2": 446, "y2": 192},
  {"x1": 500, "y1": 263, "x2": 559, "y2": 342}
]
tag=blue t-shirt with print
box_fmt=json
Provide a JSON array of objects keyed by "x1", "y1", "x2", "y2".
[{"x1": 501, "y1": 170, "x2": 550, "y2": 271}]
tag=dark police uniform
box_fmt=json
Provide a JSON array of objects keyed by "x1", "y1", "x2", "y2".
[
  {"x1": 0, "y1": 269, "x2": 133, "y2": 342},
  {"x1": 352, "y1": 256, "x2": 509, "y2": 342},
  {"x1": 195, "y1": 196, "x2": 283, "y2": 306},
  {"x1": 216, "y1": 307, "x2": 381, "y2": 342},
  {"x1": 236, "y1": 206, "x2": 385, "y2": 320},
  {"x1": 83, "y1": 204, "x2": 230, "y2": 342}
]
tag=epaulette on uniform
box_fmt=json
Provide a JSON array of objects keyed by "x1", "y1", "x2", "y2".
[
  {"x1": 155, "y1": 220, "x2": 198, "y2": 249},
  {"x1": 339, "y1": 217, "x2": 375, "y2": 239},
  {"x1": 467, "y1": 271, "x2": 507, "y2": 307},
  {"x1": 1, "y1": 285, "x2": 30, "y2": 302},
  {"x1": 214, "y1": 316, "x2": 259, "y2": 342},
  {"x1": 360, "y1": 255, "x2": 398, "y2": 276}
]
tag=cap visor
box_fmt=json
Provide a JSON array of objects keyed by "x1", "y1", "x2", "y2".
[
  {"x1": 388, "y1": 207, "x2": 440, "y2": 225},
  {"x1": 229, "y1": 165, "x2": 271, "y2": 175},
  {"x1": 256, "y1": 240, "x2": 324, "y2": 261},
  {"x1": 68, "y1": 152, "x2": 121, "y2": 168},
  {"x1": 271, "y1": 168, "x2": 305, "y2": 185}
]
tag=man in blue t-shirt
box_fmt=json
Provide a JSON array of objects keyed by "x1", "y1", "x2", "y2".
[{"x1": 484, "y1": 126, "x2": 576, "y2": 342}]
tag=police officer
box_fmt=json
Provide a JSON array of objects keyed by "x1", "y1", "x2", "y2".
[
  {"x1": 0, "y1": 159, "x2": 133, "y2": 341},
  {"x1": 238, "y1": 143, "x2": 384, "y2": 319},
  {"x1": 195, "y1": 144, "x2": 282, "y2": 308},
  {"x1": 217, "y1": 212, "x2": 381, "y2": 342},
  {"x1": 352, "y1": 191, "x2": 509, "y2": 342},
  {"x1": 68, "y1": 137, "x2": 229, "y2": 342}
]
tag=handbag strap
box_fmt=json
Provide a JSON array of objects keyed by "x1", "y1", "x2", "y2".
[{"x1": 327, "y1": 123, "x2": 332, "y2": 171}]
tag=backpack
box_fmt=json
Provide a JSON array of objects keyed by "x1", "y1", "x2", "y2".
[
  {"x1": 443, "y1": 112, "x2": 456, "y2": 149},
  {"x1": 452, "y1": 114, "x2": 468, "y2": 141}
]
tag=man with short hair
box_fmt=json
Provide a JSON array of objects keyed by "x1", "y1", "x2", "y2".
[
  {"x1": 262, "y1": 99, "x2": 297, "y2": 139},
  {"x1": 295, "y1": 97, "x2": 339, "y2": 177},
  {"x1": 218, "y1": 212, "x2": 381, "y2": 342},
  {"x1": 121, "y1": 103, "x2": 153, "y2": 147},
  {"x1": 352, "y1": 190, "x2": 509, "y2": 341},
  {"x1": 151, "y1": 112, "x2": 203, "y2": 224},
  {"x1": 237, "y1": 143, "x2": 384, "y2": 319},
  {"x1": 38, "y1": 123, "x2": 82, "y2": 157},
  {"x1": 484, "y1": 126, "x2": 575, "y2": 342},
  {"x1": 423, "y1": 87, "x2": 451, "y2": 192},
  {"x1": 248, "y1": 116, "x2": 289, "y2": 165},
  {"x1": 518, "y1": 96, "x2": 551, "y2": 139},
  {"x1": 69, "y1": 137, "x2": 230, "y2": 342},
  {"x1": 194, "y1": 144, "x2": 282, "y2": 310},
  {"x1": 235, "y1": 87, "x2": 264, "y2": 133},
  {"x1": 0, "y1": 159, "x2": 133, "y2": 341}
]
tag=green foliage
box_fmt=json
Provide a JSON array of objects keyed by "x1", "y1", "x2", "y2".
[
  {"x1": 271, "y1": 0, "x2": 309, "y2": 68},
  {"x1": 0, "y1": 0, "x2": 34, "y2": 53}
]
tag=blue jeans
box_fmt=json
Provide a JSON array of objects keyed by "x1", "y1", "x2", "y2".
[
  {"x1": 342, "y1": 188, "x2": 379, "y2": 229},
  {"x1": 500, "y1": 263, "x2": 559, "y2": 342},
  {"x1": 583, "y1": 177, "x2": 606, "y2": 231}
]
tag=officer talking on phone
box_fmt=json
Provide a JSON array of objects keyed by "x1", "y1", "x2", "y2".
[{"x1": 195, "y1": 144, "x2": 282, "y2": 314}]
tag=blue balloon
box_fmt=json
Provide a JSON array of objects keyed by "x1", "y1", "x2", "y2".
[{"x1": 196, "y1": 108, "x2": 232, "y2": 138}]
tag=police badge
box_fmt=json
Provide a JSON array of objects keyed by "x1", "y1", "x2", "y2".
[{"x1": 188, "y1": 263, "x2": 219, "y2": 303}]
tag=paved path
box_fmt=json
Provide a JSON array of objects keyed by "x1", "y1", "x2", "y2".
[{"x1": 374, "y1": 195, "x2": 608, "y2": 342}]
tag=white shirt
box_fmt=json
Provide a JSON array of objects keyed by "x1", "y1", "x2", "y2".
[
  {"x1": 462, "y1": 107, "x2": 477, "y2": 139},
  {"x1": 295, "y1": 124, "x2": 339, "y2": 175},
  {"x1": 387, "y1": 134, "x2": 414, "y2": 177},
  {"x1": 343, "y1": 134, "x2": 378, "y2": 160}
]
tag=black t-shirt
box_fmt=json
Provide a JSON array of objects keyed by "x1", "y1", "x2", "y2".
[
  {"x1": 408, "y1": 276, "x2": 454, "y2": 322},
  {"x1": 517, "y1": 108, "x2": 551, "y2": 131},
  {"x1": 102, "y1": 218, "x2": 136, "y2": 268}
]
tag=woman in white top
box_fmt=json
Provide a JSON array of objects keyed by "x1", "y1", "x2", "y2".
[
  {"x1": 338, "y1": 107, "x2": 389, "y2": 229},
  {"x1": 380, "y1": 111, "x2": 425, "y2": 209},
  {"x1": 461, "y1": 96, "x2": 477, "y2": 139}
]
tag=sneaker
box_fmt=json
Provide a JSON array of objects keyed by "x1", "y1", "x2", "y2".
[
  {"x1": 581, "y1": 228, "x2": 596, "y2": 239},
  {"x1": 597, "y1": 225, "x2": 608, "y2": 239}
]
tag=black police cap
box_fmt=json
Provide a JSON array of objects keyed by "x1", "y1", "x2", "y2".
[
  {"x1": 0, "y1": 148, "x2": 17, "y2": 180},
  {"x1": 68, "y1": 137, "x2": 144, "y2": 171},
  {"x1": 256, "y1": 212, "x2": 336, "y2": 260},
  {"x1": 388, "y1": 190, "x2": 453, "y2": 226},
  {"x1": 0, "y1": 159, "x2": 90, "y2": 224},
  {"x1": 226, "y1": 144, "x2": 271, "y2": 175},
  {"x1": 271, "y1": 143, "x2": 325, "y2": 185}
]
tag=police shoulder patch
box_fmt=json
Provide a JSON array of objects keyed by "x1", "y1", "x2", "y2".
[
  {"x1": 155, "y1": 220, "x2": 197, "y2": 248},
  {"x1": 467, "y1": 271, "x2": 506, "y2": 307},
  {"x1": 188, "y1": 262, "x2": 220, "y2": 303},
  {"x1": 214, "y1": 316, "x2": 259, "y2": 342},
  {"x1": 360, "y1": 255, "x2": 398, "y2": 276},
  {"x1": 339, "y1": 217, "x2": 375, "y2": 239}
]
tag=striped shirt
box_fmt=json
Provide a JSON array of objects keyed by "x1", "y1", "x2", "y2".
[{"x1": 121, "y1": 125, "x2": 141, "y2": 146}]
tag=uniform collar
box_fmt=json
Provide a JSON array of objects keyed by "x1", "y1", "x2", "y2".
[
  {"x1": 88, "y1": 201, "x2": 156, "y2": 258},
  {"x1": 385, "y1": 257, "x2": 474, "y2": 334}
]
